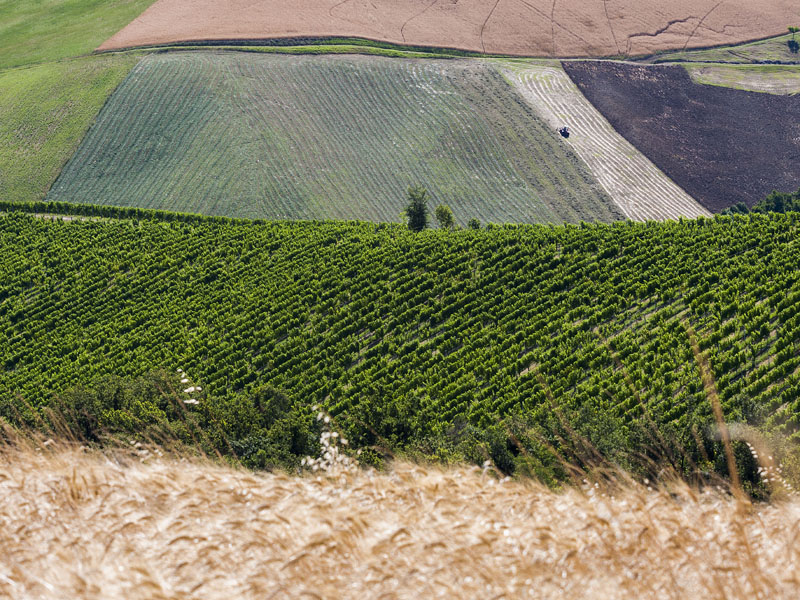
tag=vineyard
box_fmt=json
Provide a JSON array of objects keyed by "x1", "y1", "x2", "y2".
[
  {"x1": 46, "y1": 51, "x2": 620, "y2": 225},
  {"x1": 502, "y1": 61, "x2": 708, "y2": 221},
  {"x1": 1, "y1": 211, "x2": 799, "y2": 478}
]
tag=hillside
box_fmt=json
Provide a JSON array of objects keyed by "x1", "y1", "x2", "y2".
[
  {"x1": 1, "y1": 210, "x2": 798, "y2": 478},
  {"x1": 46, "y1": 52, "x2": 620, "y2": 224},
  {"x1": 97, "y1": 0, "x2": 797, "y2": 58},
  {"x1": 564, "y1": 61, "x2": 800, "y2": 211},
  {"x1": 2, "y1": 446, "x2": 799, "y2": 599}
]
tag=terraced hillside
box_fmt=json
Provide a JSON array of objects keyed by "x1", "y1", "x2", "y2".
[
  {"x1": 502, "y1": 62, "x2": 708, "y2": 221},
  {"x1": 47, "y1": 51, "x2": 620, "y2": 224},
  {"x1": 1, "y1": 210, "x2": 799, "y2": 475}
]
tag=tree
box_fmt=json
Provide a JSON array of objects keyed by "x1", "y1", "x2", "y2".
[
  {"x1": 405, "y1": 186, "x2": 429, "y2": 232},
  {"x1": 789, "y1": 27, "x2": 799, "y2": 53},
  {"x1": 467, "y1": 218, "x2": 481, "y2": 230},
  {"x1": 434, "y1": 204, "x2": 455, "y2": 230}
]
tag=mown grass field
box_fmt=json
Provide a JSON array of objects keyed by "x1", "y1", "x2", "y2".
[
  {"x1": 0, "y1": 0, "x2": 155, "y2": 70},
  {"x1": 46, "y1": 51, "x2": 621, "y2": 225},
  {"x1": 1, "y1": 210, "x2": 799, "y2": 483},
  {"x1": 649, "y1": 33, "x2": 800, "y2": 65},
  {"x1": 685, "y1": 64, "x2": 800, "y2": 95},
  {"x1": 0, "y1": 54, "x2": 142, "y2": 203}
]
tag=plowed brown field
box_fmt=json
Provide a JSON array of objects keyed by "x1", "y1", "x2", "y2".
[{"x1": 97, "y1": 0, "x2": 797, "y2": 58}]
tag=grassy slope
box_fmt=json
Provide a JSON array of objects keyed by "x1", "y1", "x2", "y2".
[
  {"x1": 45, "y1": 51, "x2": 620, "y2": 225},
  {"x1": 0, "y1": 0, "x2": 155, "y2": 70},
  {"x1": 649, "y1": 33, "x2": 800, "y2": 65},
  {"x1": 684, "y1": 64, "x2": 800, "y2": 95},
  {"x1": 0, "y1": 212, "x2": 798, "y2": 477},
  {"x1": 0, "y1": 54, "x2": 142, "y2": 203}
]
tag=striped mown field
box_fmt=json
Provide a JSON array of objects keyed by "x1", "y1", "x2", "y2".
[
  {"x1": 503, "y1": 62, "x2": 709, "y2": 222},
  {"x1": 47, "y1": 51, "x2": 621, "y2": 225}
]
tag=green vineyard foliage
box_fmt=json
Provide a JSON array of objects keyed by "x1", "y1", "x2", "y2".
[{"x1": 0, "y1": 210, "x2": 799, "y2": 480}]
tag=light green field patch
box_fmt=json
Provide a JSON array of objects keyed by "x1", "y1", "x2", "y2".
[
  {"x1": 0, "y1": 54, "x2": 142, "y2": 203},
  {"x1": 0, "y1": 0, "x2": 156, "y2": 69},
  {"x1": 649, "y1": 33, "x2": 800, "y2": 65},
  {"x1": 684, "y1": 64, "x2": 800, "y2": 95},
  {"x1": 47, "y1": 52, "x2": 622, "y2": 225}
]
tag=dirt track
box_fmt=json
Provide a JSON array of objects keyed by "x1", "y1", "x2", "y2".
[{"x1": 98, "y1": 0, "x2": 797, "y2": 58}]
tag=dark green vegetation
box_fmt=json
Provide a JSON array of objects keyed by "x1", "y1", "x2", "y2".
[
  {"x1": 0, "y1": 54, "x2": 142, "y2": 203},
  {"x1": 46, "y1": 51, "x2": 620, "y2": 225},
  {"x1": 0, "y1": 0, "x2": 155, "y2": 70},
  {"x1": 723, "y1": 188, "x2": 800, "y2": 215},
  {"x1": 1, "y1": 211, "x2": 799, "y2": 486}
]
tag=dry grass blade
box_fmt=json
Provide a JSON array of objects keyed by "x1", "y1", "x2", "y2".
[{"x1": 1, "y1": 442, "x2": 799, "y2": 599}]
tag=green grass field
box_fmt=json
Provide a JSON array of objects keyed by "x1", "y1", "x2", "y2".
[
  {"x1": 46, "y1": 51, "x2": 621, "y2": 225},
  {"x1": 0, "y1": 211, "x2": 798, "y2": 482},
  {"x1": 649, "y1": 33, "x2": 800, "y2": 65},
  {"x1": 684, "y1": 64, "x2": 800, "y2": 95},
  {"x1": 0, "y1": 0, "x2": 155, "y2": 69},
  {"x1": 0, "y1": 54, "x2": 142, "y2": 204}
]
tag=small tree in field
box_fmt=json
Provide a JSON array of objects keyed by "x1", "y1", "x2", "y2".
[
  {"x1": 467, "y1": 218, "x2": 481, "y2": 230},
  {"x1": 789, "y1": 27, "x2": 799, "y2": 53},
  {"x1": 434, "y1": 204, "x2": 455, "y2": 230},
  {"x1": 406, "y1": 186, "x2": 429, "y2": 232}
]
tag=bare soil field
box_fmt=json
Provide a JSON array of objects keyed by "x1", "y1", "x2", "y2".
[
  {"x1": 563, "y1": 61, "x2": 800, "y2": 212},
  {"x1": 97, "y1": 0, "x2": 797, "y2": 58},
  {"x1": 502, "y1": 61, "x2": 709, "y2": 221},
  {"x1": 3, "y1": 446, "x2": 800, "y2": 599}
]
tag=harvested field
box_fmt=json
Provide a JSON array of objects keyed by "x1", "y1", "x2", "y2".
[
  {"x1": 3, "y1": 446, "x2": 800, "y2": 599},
  {"x1": 97, "y1": 0, "x2": 797, "y2": 58},
  {"x1": 502, "y1": 62, "x2": 708, "y2": 221},
  {"x1": 563, "y1": 61, "x2": 800, "y2": 212},
  {"x1": 686, "y1": 64, "x2": 800, "y2": 96},
  {"x1": 47, "y1": 51, "x2": 620, "y2": 225}
]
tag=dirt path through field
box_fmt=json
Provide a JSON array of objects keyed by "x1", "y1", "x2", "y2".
[
  {"x1": 97, "y1": 0, "x2": 797, "y2": 58},
  {"x1": 503, "y1": 62, "x2": 709, "y2": 221}
]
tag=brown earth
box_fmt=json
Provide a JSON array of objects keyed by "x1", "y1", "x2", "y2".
[
  {"x1": 563, "y1": 61, "x2": 800, "y2": 212},
  {"x1": 97, "y1": 0, "x2": 797, "y2": 58}
]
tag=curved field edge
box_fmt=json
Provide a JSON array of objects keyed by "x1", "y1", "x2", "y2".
[
  {"x1": 0, "y1": 0, "x2": 157, "y2": 70},
  {"x1": 1, "y1": 210, "x2": 800, "y2": 484},
  {"x1": 684, "y1": 64, "x2": 800, "y2": 95},
  {"x1": 647, "y1": 33, "x2": 800, "y2": 65},
  {"x1": 46, "y1": 52, "x2": 620, "y2": 225},
  {"x1": 500, "y1": 60, "x2": 709, "y2": 221},
  {"x1": 0, "y1": 54, "x2": 143, "y2": 204}
]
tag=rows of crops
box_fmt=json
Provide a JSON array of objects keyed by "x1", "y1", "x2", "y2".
[
  {"x1": 46, "y1": 51, "x2": 621, "y2": 225},
  {"x1": 1, "y1": 212, "x2": 798, "y2": 468},
  {"x1": 502, "y1": 62, "x2": 709, "y2": 221}
]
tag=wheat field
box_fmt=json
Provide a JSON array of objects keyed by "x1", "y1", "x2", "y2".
[{"x1": 1, "y1": 443, "x2": 799, "y2": 599}]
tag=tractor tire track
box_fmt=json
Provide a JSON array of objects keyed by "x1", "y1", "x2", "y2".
[
  {"x1": 480, "y1": 0, "x2": 503, "y2": 54},
  {"x1": 503, "y1": 62, "x2": 709, "y2": 221},
  {"x1": 682, "y1": 1, "x2": 724, "y2": 51},
  {"x1": 603, "y1": 0, "x2": 621, "y2": 55},
  {"x1": 400, "y1": 0, "x2": 439, "y2": 43}
]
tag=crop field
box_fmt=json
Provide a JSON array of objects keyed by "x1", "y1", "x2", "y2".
[
  {"x1": 1, "y1": 211, "x2": 799, "y2": 480},
  {"x1": 564, "y1": 61, "x2": 800, "y2": 212},
  {"x1": 98, "y1": 0, "x2": 796, "y2": 59},
  {"x1": 3, "y1": 445, "x2": 800, "y2": 599},
  {"x1": 649, "y1": 33, "x2": 800, "y2": 65},
  {"x1": 685, "y1": 64, "x2": 800, "y2": 96},
  {"x1": 0, "y1": 0, "x2": 156, "y2": 70},
  {"x1": 0, "y1": 54, "x2": 143, "y2": 204},
  {"x1": 46, "y1": 52, "x2": 620, "y2": 225},
  {"x1": 502, "y1": 61, "x2": 708, "y2": 221}
]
